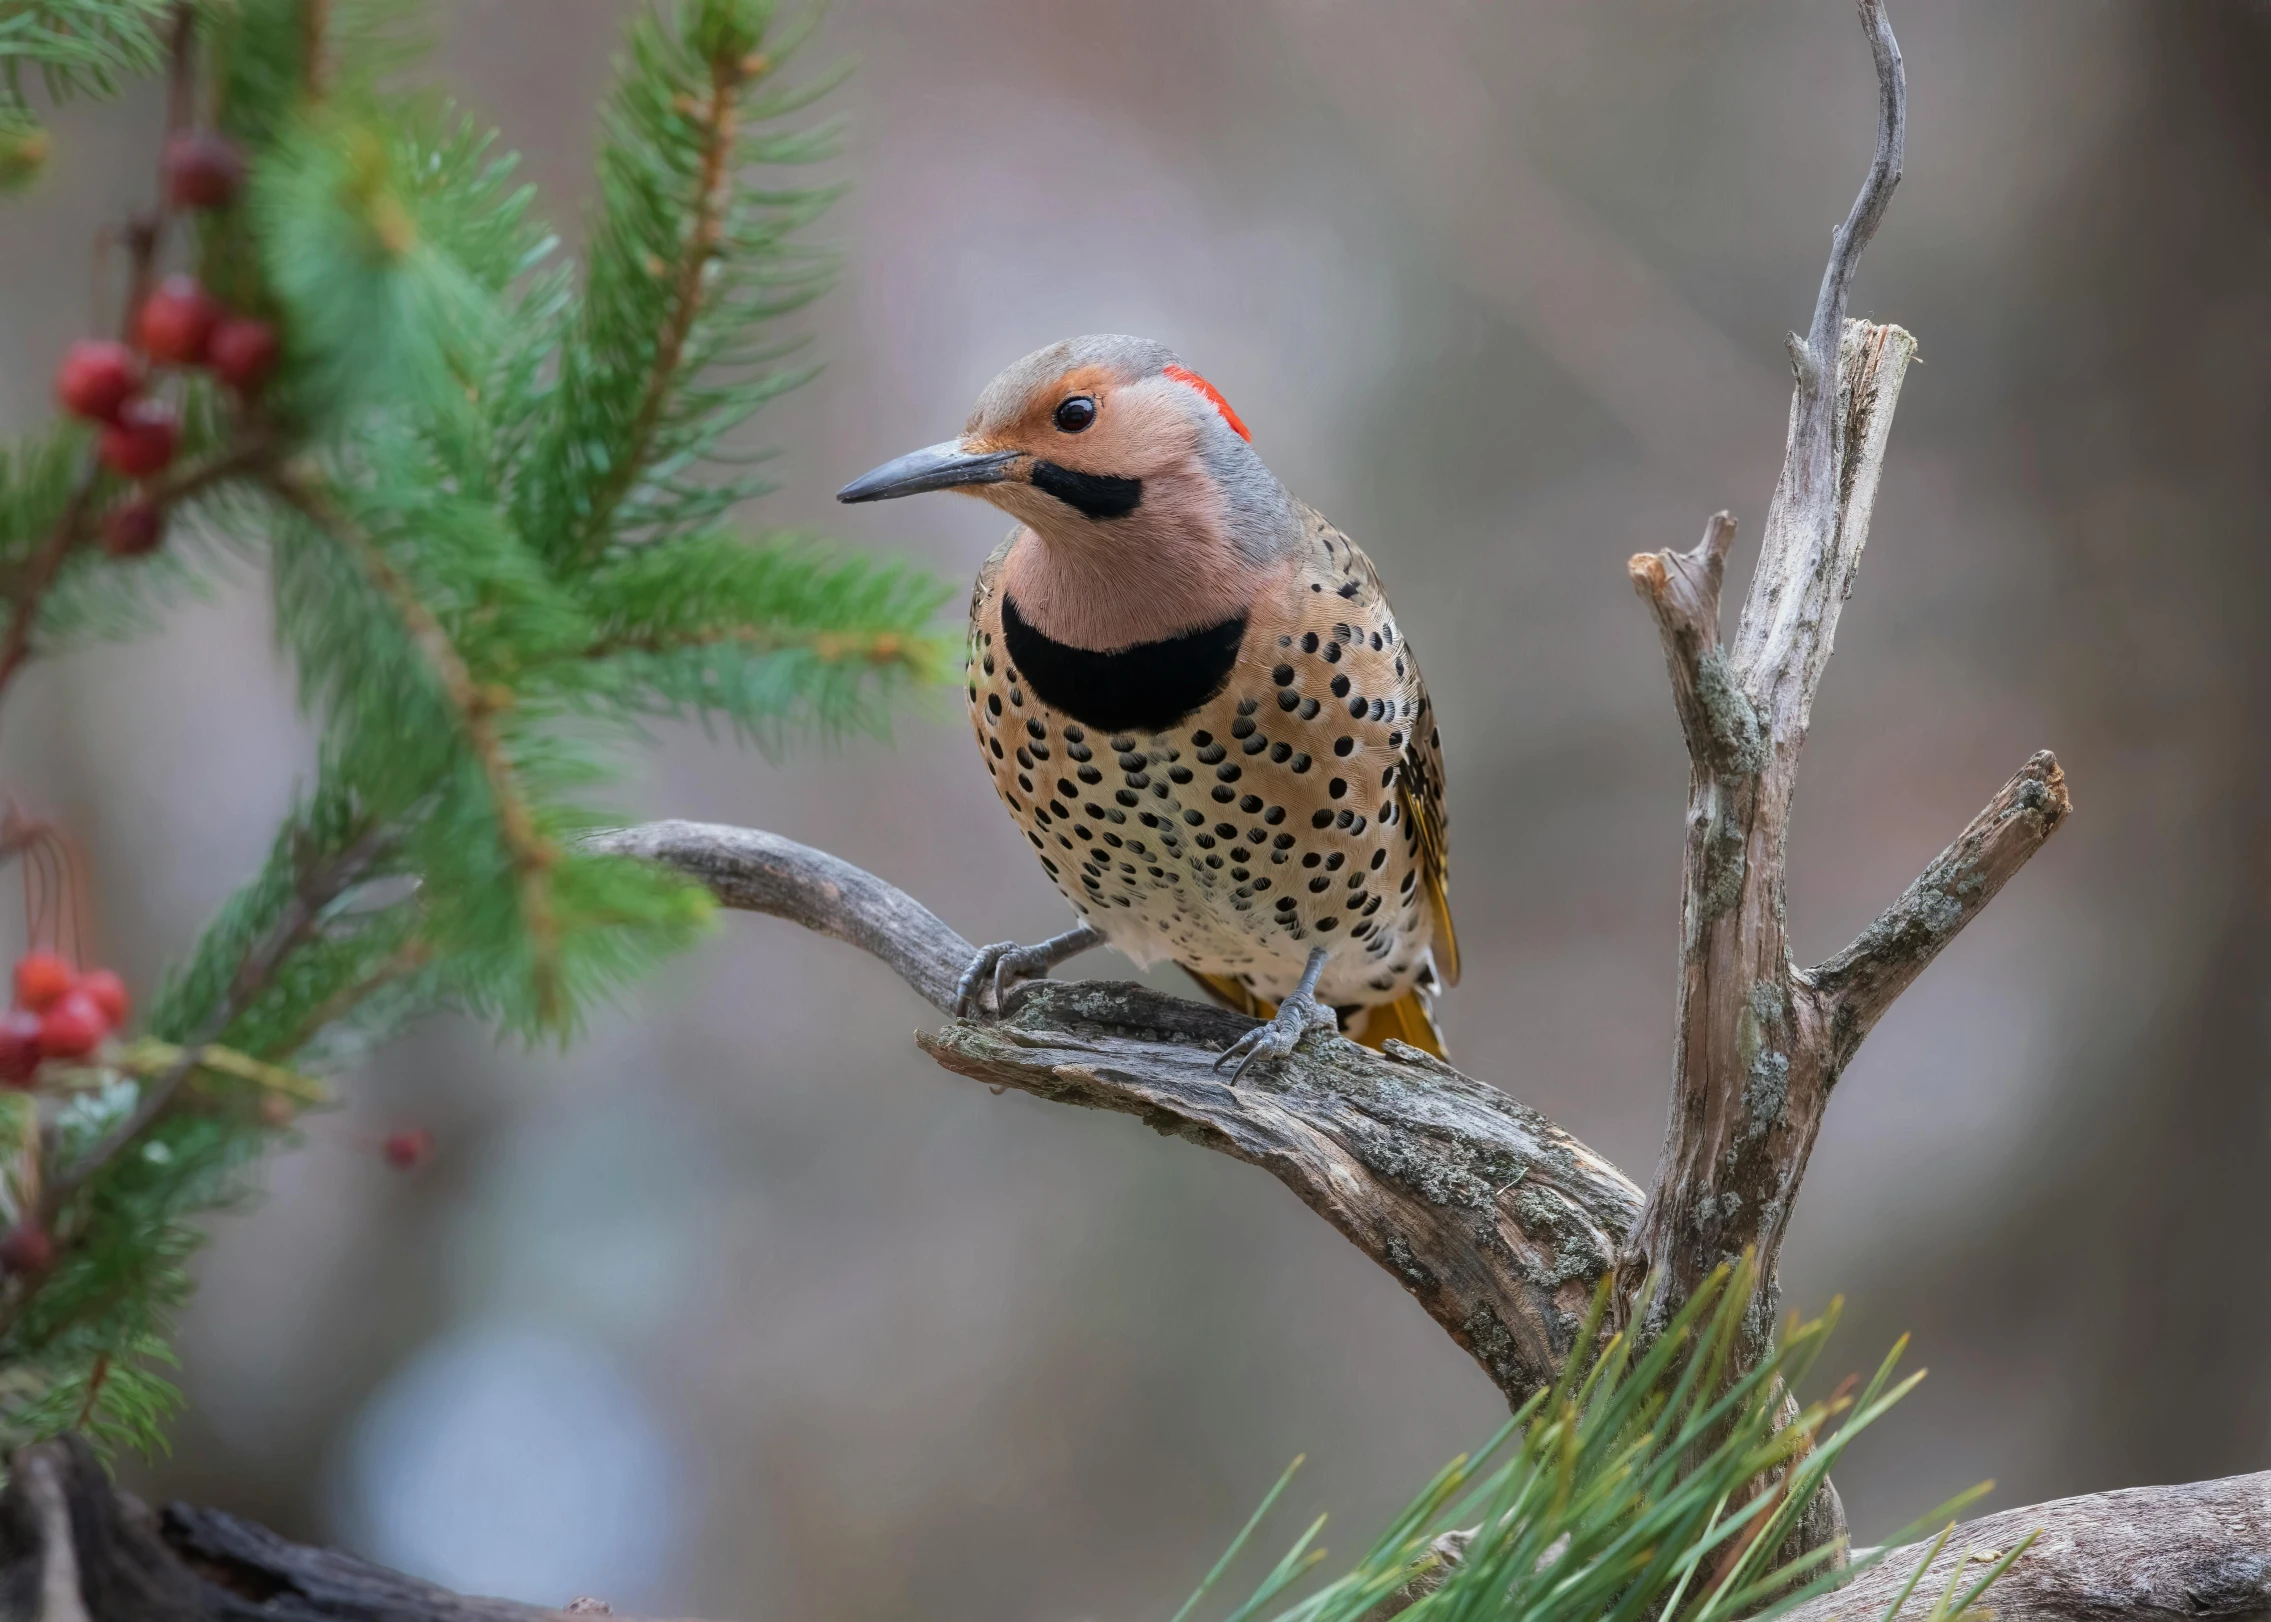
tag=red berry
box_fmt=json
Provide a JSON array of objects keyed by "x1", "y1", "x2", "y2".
[
  {"x1": 163, "y1": 129, "x2": 246, "y2": 210},
  {"x1": 208, "y1": 317, "x2": 279, "y2": 393},
  {"x1": 54, "y1": 340, "x2": 143, "y2": 423},
  {"x1": 37, "y1": 990, "x2": 107, "y2": 1060},
  {"x1": 0, "y1": 1225, "x2": 55, "y2": 1276},
  {"x1": 13, "y1": 950, "x2": 75, "y2": 1012},
  {"x1": 78, "y1": 968, "x2": 129, "y2": 1029},
  {"x1": 102, "y1": 497, "x2": 167, "y2": 559},
  {"x1": 382, "y1": 1128, "x2": 434, "y2": 1171},
  {"x1": 0, "y1": 1010, "x2": 42, "y2": 1086},
  {"x1": 98, "y1": 398, "x2": 179, "y2": 478},
  {"x1": 136, "y1": 274, "x2": 221, "y2": 365}
]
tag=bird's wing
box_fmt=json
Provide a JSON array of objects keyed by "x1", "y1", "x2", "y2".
[
  {"x1": 1304, "y1": 510, "x2": 1460, "y2": 987},
  {"x1": 1397, "y1": 690, "x2": 1459, "y2": 986}
]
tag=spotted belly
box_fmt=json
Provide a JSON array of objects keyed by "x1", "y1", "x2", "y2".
[{"x1": 965, "y1": 622, "x2": 1436, "y2": 1009}]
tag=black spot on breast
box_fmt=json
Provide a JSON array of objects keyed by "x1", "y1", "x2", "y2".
[
  {"x1": 1338, "y1": 580, "x2": 1360, "y2": 599},
  {"x1": 1030, "y1": 460, "x2": 1143, "y2": 518},
  {"x1": 1000, "y1": 592, "x2": 1245, "y2": 734}
]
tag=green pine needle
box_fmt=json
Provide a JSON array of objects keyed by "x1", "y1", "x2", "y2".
[{"x1": 1184, "y1": 1261, "x2": 2005, "y2": 1622}]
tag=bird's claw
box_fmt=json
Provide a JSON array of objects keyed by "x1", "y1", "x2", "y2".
[
  {"x1": 1214, "y1": 991, "x2": 1338, "y2": 1084},
  {"x1": 954, "y1": 940, "x2": 1051, "y2": 1017}
]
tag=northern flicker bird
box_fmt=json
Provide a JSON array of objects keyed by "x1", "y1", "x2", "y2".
[{"x1": 839, "y1": 335, "x2": 1457, "y2": 1076}]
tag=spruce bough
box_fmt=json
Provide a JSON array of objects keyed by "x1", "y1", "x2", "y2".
[{"x1": 0, "y1": 0, "x2": 948, "y2": 1456}]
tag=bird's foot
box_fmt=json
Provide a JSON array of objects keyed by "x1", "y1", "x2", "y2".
[
  {"x1": 954, "y1": 924, "x2": 1105, "y2": 1017},
  {"x1": 1214, "y1": 983, "x2": 1338, "y2": 1084}
]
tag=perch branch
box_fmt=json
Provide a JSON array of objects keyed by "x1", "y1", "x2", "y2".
[
  {"x1": 584, "y1": 822, "x2": 972, "y2": 1014},
  {"x1": 584, "y1": 821, "x2": 1642, "y2": 1408}
]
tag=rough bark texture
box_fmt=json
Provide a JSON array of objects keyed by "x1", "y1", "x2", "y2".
[{"x1": 1788, "y1": 1474, "x2": 2271, "y2": 1622}]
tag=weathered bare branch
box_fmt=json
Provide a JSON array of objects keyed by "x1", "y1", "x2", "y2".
[
  {"x1": 1786, "y1": 1472, "x2": 2271, "y2": 1622},
  {"x1": 1628, "y1": 512, "x2": 1763, "y2": 779},
  {"x1": 585, "y1": 822, "x2": 1642, "y2": 1408},
  {"x1": 1618, "y1": 0, "x2": 1941, "y2": 1345},
  {"x1": 582, "y1": 821, "x2": 973, "y2": 1014},
  {"x1": 1808, "y1": 752, "x2": 2072, "y2": 1067}
]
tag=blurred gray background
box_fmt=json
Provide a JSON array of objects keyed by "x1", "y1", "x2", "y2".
[{"x1": 4, "y1": 0, "x2": 2269, "y2": 1617}]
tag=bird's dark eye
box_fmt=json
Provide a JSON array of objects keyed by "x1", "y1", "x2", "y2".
[{"x1": 1053, "y1": 395, "x2": 1097, "y2": 433}]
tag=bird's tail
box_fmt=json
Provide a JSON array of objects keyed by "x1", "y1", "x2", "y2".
[
  {"x1": 1180, "y1": 970, "x2": 1449, "y2": 1062},
  {"x1": 1343, "y1": 989, "x2": 1448, "y2": 1060}
]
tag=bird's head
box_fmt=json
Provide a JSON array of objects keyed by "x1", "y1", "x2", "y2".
[{"x1": 838, "y1": 335, "x2": 1300, "y2": 576}]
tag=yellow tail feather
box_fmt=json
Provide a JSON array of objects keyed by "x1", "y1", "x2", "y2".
[
  {"x1": 1180, "y1": 970, "x2": 1448, "y2": 1062},
  {"x1": 1344, "y1": 989, "x2": 1449, "y2": 1060}
]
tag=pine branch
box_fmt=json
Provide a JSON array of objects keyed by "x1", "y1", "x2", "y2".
[
  {"x1": 519, "y1": 0, "x2": 843, "y2": 563},
  {"x1": 0, "y1": 0, "x2": 915, "y2": 1459},
  {"x1": 39, "y1": 816, "x2": 390, "y2": 1218},
  {"x1": 0, "y1": 434, "x2": 270, "y2": 710},
  {"x1": 0, "y1": 0, "x2": 170, "y2": 109},
  {"x1": 573, "y1": 46, "x2": 744, "y2": 556},
  {"x1": 570, "y1": 528, "x2": 951, "y2": 743},
  {"x1": 264, "y1": 466, "x2": 564, "y2": 1021}
]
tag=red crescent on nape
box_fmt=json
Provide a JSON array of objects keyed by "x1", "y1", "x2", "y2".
[{"x1": 1163, "y1": 364, "x2": 1251, "y2": 443}]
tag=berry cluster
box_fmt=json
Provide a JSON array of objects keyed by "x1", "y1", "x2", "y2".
[
  {"x1": 0, "y1": 951, "x2": 134, "y2": 1276},
  {"x1": 49, "y1": 128, "x2": 277, "y2": 560},
  {"x1": 0, "y1": 950, "x2": 131, "y2": 1085}
]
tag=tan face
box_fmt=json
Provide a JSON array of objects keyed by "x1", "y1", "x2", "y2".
[
  {"x1": 957, "y1": 364, "x2": 1214, "y2": 539},
  {"x1": 835, "y1": 339, "x2": 1288, "y2": 649}
]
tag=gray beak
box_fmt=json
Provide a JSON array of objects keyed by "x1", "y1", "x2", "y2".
[{"x1": 836, "y1": 441, "x2": 1022, "y2": 503}]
